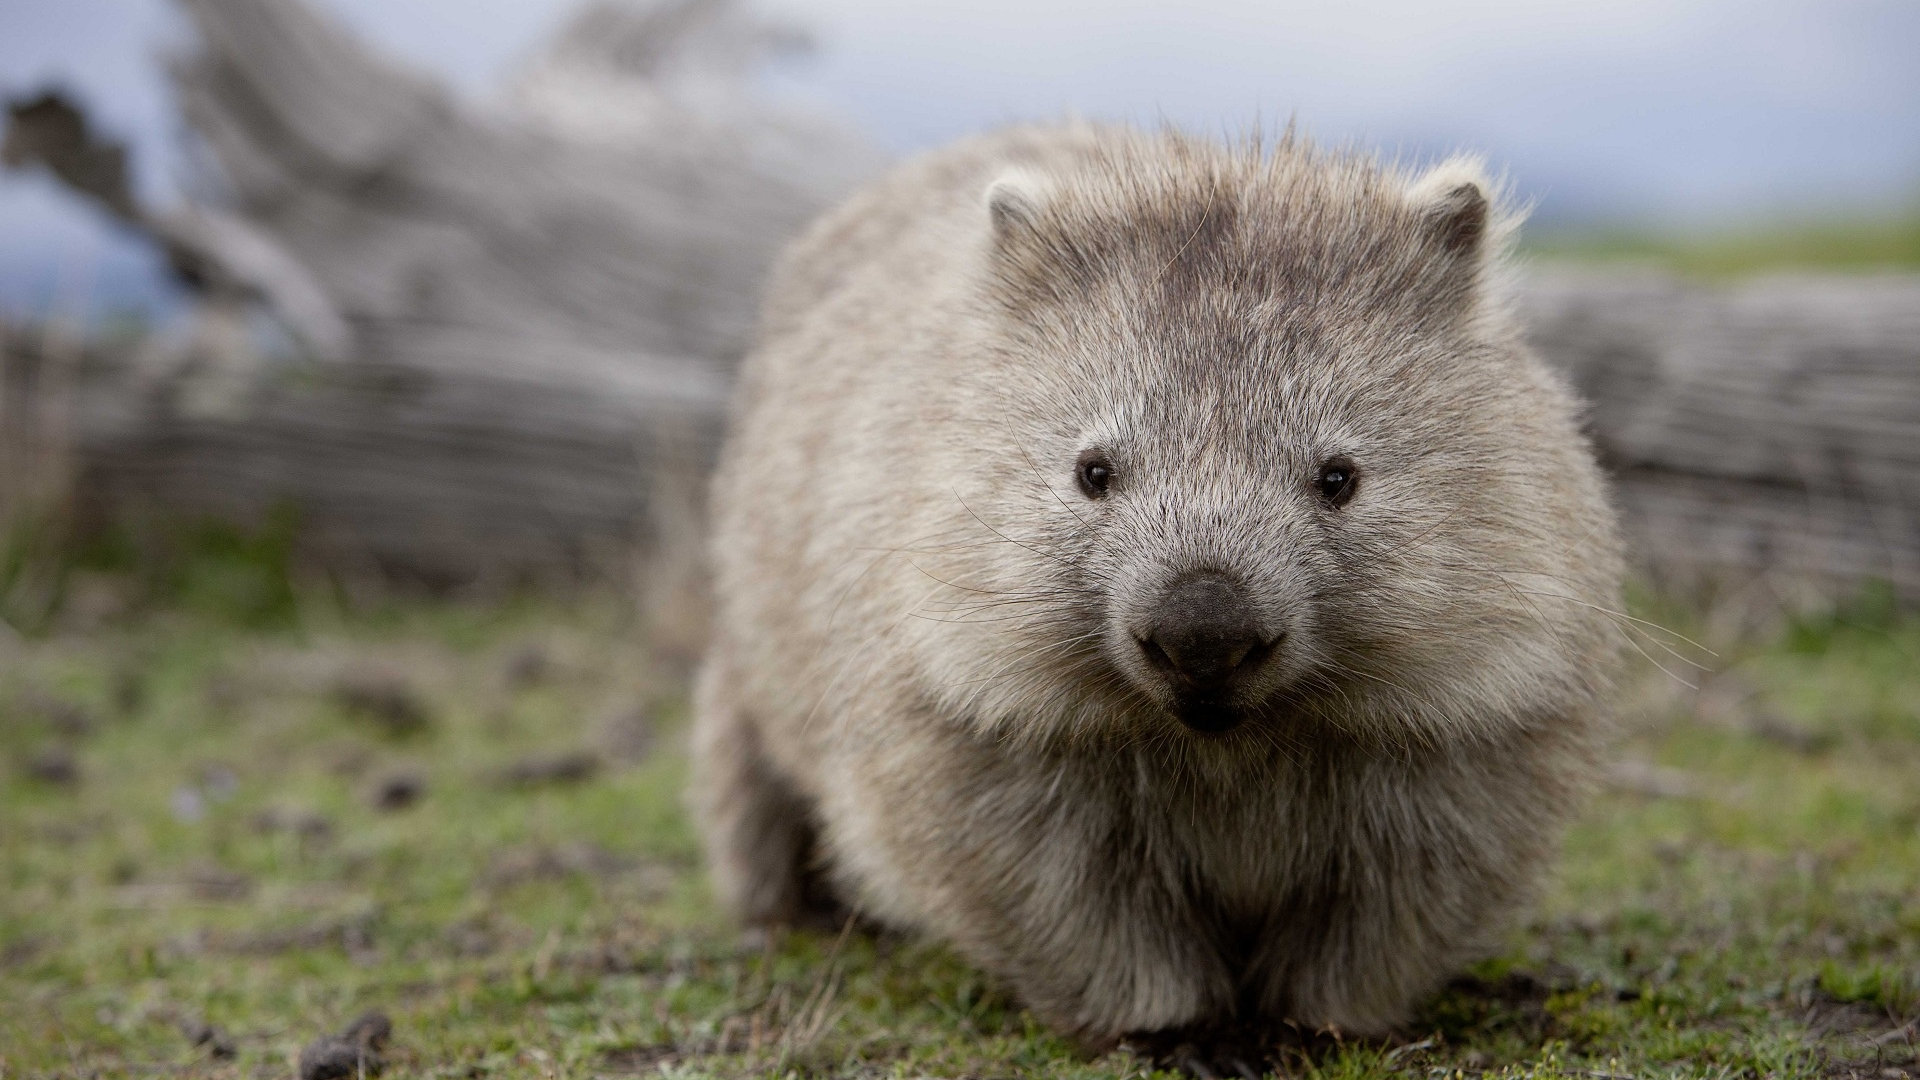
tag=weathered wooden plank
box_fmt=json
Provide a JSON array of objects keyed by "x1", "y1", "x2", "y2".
[
  {"x1": 20, "y1": 0, "x2": 872, "y2": 585},
  {"x1": 50, "y1": 267, "x2": 1919, "y2": 597},
  {"x1": 1520, "y1": 268, "x2": 1920, "y2": 597},
  {"x1": 7, "y1": 0, "x2": 1917, "y2": 602}
]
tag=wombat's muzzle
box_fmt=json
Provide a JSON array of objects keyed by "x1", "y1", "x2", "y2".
[{"x1": 1137, "y1": 572, "x2": 1274, "y2": 733}]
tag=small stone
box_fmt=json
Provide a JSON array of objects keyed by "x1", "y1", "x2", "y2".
[
  {"x1": 298, "y1": 1035, "x2": 379, "y2": 1080},
  {"x1": 368, "y1": 770, "x2": 425, "y2": 811},
  {"x1": 0, "y1": 935, "x2": 44, "y2": 969},
  {"x1": 333, "y1": 672, "x2": 433, "y2": 738},
  {"x1": 179, "y1": 1017, "x2": 237, "y2": 1059},
  {"x1": 27, "y1": 694, "x2": 96, "y2": 738},
  {"x1": 341, "y1": 1010, "x2": 391, "y2": 1050},
  {"x1": 22, "y1": 746, "x2": 78, "y2": 786},
  {"x1": 298, "y1": 1010, "x2": 391, "y2": 1080}
]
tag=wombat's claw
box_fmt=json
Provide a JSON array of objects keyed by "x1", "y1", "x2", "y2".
[
  {"x1": 1170, "y1": 1044, "x2": 1217, "y2": 1079},
  {"x1": 1124, "y1": 1030, "x2": 1267, "y2": 1079},
  {"x1": 1166, "y1": 1044, "x2": 1262, "y2": 1079}
]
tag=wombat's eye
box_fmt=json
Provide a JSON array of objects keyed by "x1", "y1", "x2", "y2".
[
  {"x1": 1076, "y1": 451, "x2": 1114, "y2": 498},
  {"x1": 1316, "y1": 457, "x2": 1358, "y2": 507}
]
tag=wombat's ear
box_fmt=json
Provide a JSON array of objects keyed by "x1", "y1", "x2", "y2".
[
  {"x1": 1406, "y1": 157, "x2": 1496, "y2": 257},
  {"x1": 984, "y1": 169, "x2": 1053, "y2": 239}
]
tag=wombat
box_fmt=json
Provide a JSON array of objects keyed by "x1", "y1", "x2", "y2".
[{"x1": 694, "y1": 122, "x2": 1623, "y2": 1045}]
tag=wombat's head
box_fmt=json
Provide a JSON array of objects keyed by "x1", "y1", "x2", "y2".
[{"x1": 921, "y1": 130, "x2": 1621, "y2": 751}]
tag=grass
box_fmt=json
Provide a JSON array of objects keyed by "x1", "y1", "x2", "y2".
[
  {"x1": 1524, "y1": 212, "x2": 1920, "y2": 276},
  {"x1": 2, "y1": 564, "x2": 1918, "y2": 1079}
]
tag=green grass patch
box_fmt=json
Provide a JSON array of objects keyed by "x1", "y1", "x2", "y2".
[
  {"x1": 3, "y1": 580, "x2": 1918, "y2": 1077},
  {"x1": 1526, "y1": 211, "x2": 1920, "y2": 276}
]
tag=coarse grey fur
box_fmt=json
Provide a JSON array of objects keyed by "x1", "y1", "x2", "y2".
[{"x1": 694, "y1": 122, "x2": 1623, "y2": 1043}]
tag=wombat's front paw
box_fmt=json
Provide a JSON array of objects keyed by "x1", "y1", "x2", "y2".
[{"x1": 1119, "y1": 1024, "x2": 1271, "y2": 1080}]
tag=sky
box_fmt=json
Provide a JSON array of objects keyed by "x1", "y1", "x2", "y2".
[{"x1": 2, "y1": 0, "x2": 1917, "y2": 319}]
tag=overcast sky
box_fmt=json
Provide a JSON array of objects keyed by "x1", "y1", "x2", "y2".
[{"x1": 3, "y1": 0, "x2": 1917, "y2": 318}]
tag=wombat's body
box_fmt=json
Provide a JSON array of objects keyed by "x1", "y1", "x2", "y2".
[{"x1": 695, "y1": 124, "x2": 1622, "y2": 1041}]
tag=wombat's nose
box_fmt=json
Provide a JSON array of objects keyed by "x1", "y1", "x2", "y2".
[{"x1": 1140, "y1": 573, "x2": 1268, "y2": 692}]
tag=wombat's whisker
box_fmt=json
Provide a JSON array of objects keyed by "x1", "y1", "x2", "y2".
[
  {"x1": 919, "y1": 598, "x2": 1100, "y2": 623},
  {"x1": 1390, "y1": 555, "x2": 1715, "y2": 665},
  {"x1": 1472, "y1": 587, "x2": 1704, "y2": 686},
  {"x1": 1608, "y1": 629, "x2": 1702, "y2": 690},
  {"x1": 952, "y1": 493, "x2": 1083, "y2": 571},
  {"x1": 1462, "y1": 568, "x2": 1709, "y2": 651},
  {"x1": 1336, "y1": 508, "x2": 1467, "y2": 570},
  {"x1": 1513, "y1": 593, "x2": 1713, "y2": 672},
  {"x1": 1441, "y1": 568, "x2": 1715, "y2": 671},
  {"x1": 1011, "y1": 439, "x2": 1094, "y2": 530},
  {"x1": 1317, "y1": 643, "x2": 1451, "y2": 722},
  {"x1": 943, "y1": 629, "x2": 1111, "y2": 695},
  {"x1": 795, "y1": 577, "x2": 966, "y2": 736},
  {"x1": 914, "y1": 586, "x2": 1092, "y2": 612}
]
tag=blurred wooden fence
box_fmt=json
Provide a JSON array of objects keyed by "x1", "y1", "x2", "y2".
[{"x1": 4, "y1": 0, "x2": 1917, "y2": 604}]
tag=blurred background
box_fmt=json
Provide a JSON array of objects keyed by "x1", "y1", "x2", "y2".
[
  {"x1": 5, "y1": 0, "x2": 1918, "y2": 320},
  {"x1": 2, "y1": 0, "x2": 1916, "y2": 607},
  {"x1": 3, "y1": 2, "x2": 1919, "y2": 1075}
]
